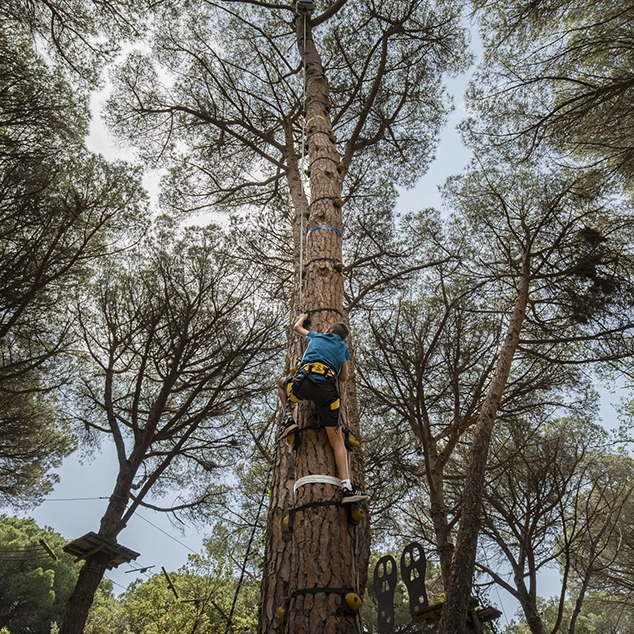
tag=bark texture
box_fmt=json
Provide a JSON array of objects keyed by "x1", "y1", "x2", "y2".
[{"x1": 59, "y1": 552, "x2": 111, "y2": 634}]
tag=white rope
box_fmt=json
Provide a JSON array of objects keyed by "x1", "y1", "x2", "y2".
[
  {"x1": 298, "y1": 11, "x2": 308, "y2": 308},
  {"x1": 294, "y1": 474, "x2": 342, "y2": 493}
]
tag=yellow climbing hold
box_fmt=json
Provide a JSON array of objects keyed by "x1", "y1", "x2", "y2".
[
  {"x1": 277, "y1": 607, "x2": 285, "y2": 621},
  {"x1": 282, "y1": 515, "x2": 290, "y2": 530},
  {"x1": 286, "y1": 433, "x2": 295, "y2": 446},
  {"x1": 345, "y1": 592, "x2": 362, "y2": 612},
  {"x1": 351, "y1": 507, "x2": 365, "y2": 522}
]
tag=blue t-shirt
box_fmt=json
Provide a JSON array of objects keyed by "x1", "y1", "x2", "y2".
[{"x1": 301, "y1": 331, "x2": 351, "y2": 377}]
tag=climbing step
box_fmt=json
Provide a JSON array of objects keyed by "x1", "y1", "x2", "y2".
[
  {"x1": 293, "y1": 474, "x2": 342, "y2": 492},
  {"x1": 347, "y1": 502, "x2": 365, "y2": 525},
  {"x1": 401, "y1": 542, "x2": 429, "y2": 620},
  {"x1": 373, "y1": 555, "x2": 397, "y2": 634}
]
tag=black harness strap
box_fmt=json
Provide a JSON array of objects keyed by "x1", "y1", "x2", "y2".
[
  {"x1": 303, "y1": 258, "x2": 344, "y2": 275},
  {"x1": 303, "y1": 307, "x2": 345, "y2": 330},
  {"x1": 308, "y1": 155, "x2": 340, "y2": 168},
  {"x1": 289, "y1": 586, "x2": 354, "y2": 601},
  {"x1": 287, "y1": 500, "x2": 342, "y2": 529}
]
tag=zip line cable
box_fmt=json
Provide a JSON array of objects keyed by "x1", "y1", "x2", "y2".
[
  {"x1": 136, "y1": 513, "x2": 199, "y2": 555},
  {"x1": 223, "y1": 464, "x2": 274, "y2": 634},
  {"x1": 41, "y1": 496, "x2": 110, "y2": 501}
]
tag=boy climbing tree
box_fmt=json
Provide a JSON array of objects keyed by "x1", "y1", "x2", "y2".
[{"x1": 278, "y1": 313, "x2": 369, "y2": 503}]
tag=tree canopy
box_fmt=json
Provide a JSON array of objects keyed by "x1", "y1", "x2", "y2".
[{"x1": 0, "y1": 13, "x2": 147, "y2": 508}]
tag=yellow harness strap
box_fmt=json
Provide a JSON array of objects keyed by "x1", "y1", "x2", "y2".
[{"x1": 300, "y1": 362, "x2": 336, "y2": 380}]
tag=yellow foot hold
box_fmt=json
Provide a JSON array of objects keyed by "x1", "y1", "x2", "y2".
[
  {"x1": 345, "y1": 592, "x2": 362, "y2": 612},
  {"x1": 351, "y1": 507, "x2": 366, "y2": 523}
]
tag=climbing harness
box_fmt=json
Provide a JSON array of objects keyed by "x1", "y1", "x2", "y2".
[
  {"x1": 299, "y1": 361, "x2": 337, "y2": 380},
  {"x1": 280, "y1": 423, "x2": 359, "y2": 453}
]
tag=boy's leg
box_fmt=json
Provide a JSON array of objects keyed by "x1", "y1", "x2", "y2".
[
  {"x1": 325, "y1": 426, "x2": 350, "y2": 482},
  {"x1": 277, "y1": 377, "x2": 288, "y2": 409},
  {"x1": 277, "y1": 377, "x2": 298, "y2": 433}
]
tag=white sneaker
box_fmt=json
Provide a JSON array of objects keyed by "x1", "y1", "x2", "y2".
[{"x1": 342, "y1": 485, "x2": 369, "y2": 503}]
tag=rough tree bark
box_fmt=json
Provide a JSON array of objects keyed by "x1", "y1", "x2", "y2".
[{"x1": 259, "y1": 8, "x2": 369, "y2": 634}]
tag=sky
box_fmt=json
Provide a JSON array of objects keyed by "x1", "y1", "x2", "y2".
[{"x1": 3, "y1": 22, "x2": 629, "y2": 628}]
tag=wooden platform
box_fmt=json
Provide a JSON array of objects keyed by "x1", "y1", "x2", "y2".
[
  {"x1": 63, "y1": 532, "x2": 140, "y2": 569},
  {"x1": 415, "y1": 601, "x2": 502, "y2": 630}
]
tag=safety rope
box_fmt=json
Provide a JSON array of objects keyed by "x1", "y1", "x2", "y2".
[{"x1": 298, "y1": 10, "x2": 308, "y2": 308}]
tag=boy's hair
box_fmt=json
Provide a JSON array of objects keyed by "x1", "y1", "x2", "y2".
[{"x1": 329, "y1": 322, "x2": 349, "y2": 341}]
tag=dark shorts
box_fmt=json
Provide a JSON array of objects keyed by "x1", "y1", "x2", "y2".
[{"x1": 285, "y1": 373, "x2": 341, "y2": 427}]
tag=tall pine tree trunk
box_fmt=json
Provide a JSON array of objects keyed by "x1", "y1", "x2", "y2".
[
  {"x1": 259, "y1": 10, "x2": 369, "y2": 634},
  {"x1": 59, "y1": 467, "x2": 133, "y2": 634},
  {"x1": 59, "y1": 553, "x2": 111, "y2": 633},
  {"x1": 437, "y1": 261, "x2": 530, "y2": 634}
]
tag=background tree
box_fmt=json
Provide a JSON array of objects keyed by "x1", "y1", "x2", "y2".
[
  {"x1": 58, "y1": 218, "x2": 282, "y2": 633},
  {"x1": 475, "y1": 417, "x2": 634, "y2": 634},
  {"x1": 0, "y1": 515, "x2": 80, "y2": 633},
  {"x1": 352, "y1": 152, "x2": 634, "y2": 632},
  {"x1": 2, "y1": 0, "x2": 146, "y2": 84},
  {"x1": 503, "y1": 592, "x2": 634, "y2": 634},
  {"x1": 84, "y1": 582, "x2": 130, "y2": 634},
  {"x1": 435, "y1": 154, "x2": 634, "y2": 634},
  {"x1": 83, "y1": 523, "x2": 262, "y2": 634}
]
